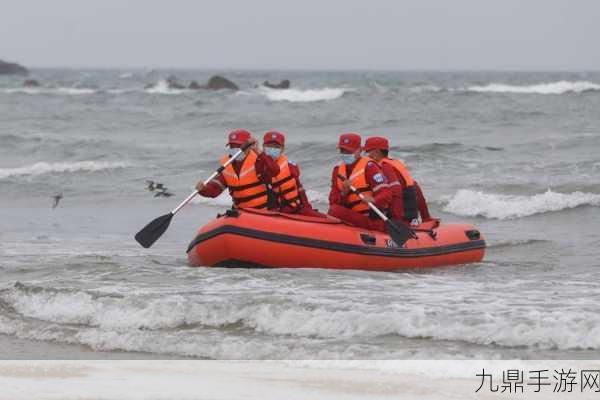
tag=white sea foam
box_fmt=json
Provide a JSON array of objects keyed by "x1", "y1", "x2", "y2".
[
  {"x1": 144, "y1": 80, "x2": 187, "y2": 95},
  {"x1": 2, "y1": 87, "x2": 98, "y2": 95},
  {"x1": 442, "y1": 189, "x2": 600, "y2": 219},
  {"x1": 3, "y1": 285, "x2": 600, "y2": 355},
  {"x1": 119, "y1": 72, "x2": 134, "y2": 79},
  {"x1": 466, "y1": 80, "x2": 600, "y2": 95},
  {"x1": 409, "y1": 84, "x2": 443, "y2": 93},
  {"x1": 260, "y1": 87, "x2": 351, "y2": 102},
  {"x1": 0, "y1": 161, "x2": 130, "y2": 179}
]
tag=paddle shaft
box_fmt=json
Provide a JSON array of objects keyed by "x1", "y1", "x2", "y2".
[
  {"x1": 171, "y1": 146, "x2": 248, "y2": 215},
  {"x1": 337, "y1": 174, "x2": 390, "y2": 221}
]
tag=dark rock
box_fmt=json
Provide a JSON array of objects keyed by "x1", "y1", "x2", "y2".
[
  {"x1": 23, "y1": 79, "x2": 40, "y2": 87},
  {"x1": 263, "y1": 79, "x2": 290, "y2": 89},
  {"x1": 0, "y1": 59, "x2": 28, "y2": 75},
  {"x1": 189, "y1": 80, "x2": 202, "y2": 90},
  {"x1": 205, "y1": 75, "x2": 238, "y2": 91}
]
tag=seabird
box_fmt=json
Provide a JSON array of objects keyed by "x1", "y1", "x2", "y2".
[
  {"x1": 52, "y1": 193, "x2": 63, "y2": 209},
  {"x1": 146, "y1": 180, "x2": 156, "y2": 191},
  {"x1": 154, "y1": 189, "x2": 174, "y2": 197}
]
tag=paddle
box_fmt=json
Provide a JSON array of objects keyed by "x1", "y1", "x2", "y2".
[
  {"x1": 135, "y1": 141, "x2": 253, "y2": 248},
  {"x1": 337, "y1": 173, "x2": 417, "y2": 247}
]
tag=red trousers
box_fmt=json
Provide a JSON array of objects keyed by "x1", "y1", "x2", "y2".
[{"x1": 327, "y1": 204, "x2": 387, "y2": 232}]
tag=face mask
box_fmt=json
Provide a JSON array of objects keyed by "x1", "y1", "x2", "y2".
[
  {"x1": 340, "y1": 153, "x2": 356, "y2": 165},
  {"x1": 228, "y1": 147, "x2": 243, "y2": 157},
  {"x1": 264, "y1": 147, "x2": 281, "y2": 159}
]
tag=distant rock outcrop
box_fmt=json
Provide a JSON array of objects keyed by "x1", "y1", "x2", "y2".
[
  {"x1": 0, "y1": 59, "x2": 28, "y2": 75},
  {"x1": 263, "y1": 79, "x2": 290, "y2": 89},
  {"x1": 187, "y1": 75, "x2": 238, "y2": 91},
  {"x1": 206, "y1": 75, "x2": 239, "y2": 91},
  {"x1": 23, "y1": 79, "x2": 40, "y2": 87},
  {"x1": 188, "y1": 80, "x2": 202, "y2": 90}
]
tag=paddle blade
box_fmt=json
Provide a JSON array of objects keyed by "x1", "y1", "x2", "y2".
[
  {"x1": 386, "y1": 220, "x2": 416, "y2": 247},
  {"x1": 135, "y1": 213, "x2": 174, "y2": 248}
]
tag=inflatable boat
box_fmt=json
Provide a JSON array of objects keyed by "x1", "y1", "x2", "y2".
[{"x1": 187, "y1": 208, "x2": 485, "y2": 271}]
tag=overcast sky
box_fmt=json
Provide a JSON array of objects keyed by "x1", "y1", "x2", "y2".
[{"x1": 1, "y1": 0, "x2": 598, "y2": 70}]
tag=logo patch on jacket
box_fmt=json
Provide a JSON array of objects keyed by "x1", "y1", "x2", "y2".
[{"x1": 373, "y1": 173, "x2": 385, "y2": 183}]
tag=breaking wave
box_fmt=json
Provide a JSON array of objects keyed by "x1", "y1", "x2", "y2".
[
  {"x1": 144, "y1": 80, "x2": 188, "y2": 95},
  {"x1": 442, "y1": 189, "x2": 600, "y2": 219},
  {"x1": 466, "y1": 80, "x2": 600, "y2": 95},
  {"x1": 2, "y1": 282, "x2": 600, "y2": 358},
  {"x1": 260, "y1": 87, "x2": 351, "y2": 102},
  {"x1": 0, "y1": 161, "x2": 130, "y2": 179}
]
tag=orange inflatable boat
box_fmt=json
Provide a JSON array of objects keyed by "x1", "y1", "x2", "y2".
[{"x1": 187, "y1": 208, "x2": 485, "y2": 271}]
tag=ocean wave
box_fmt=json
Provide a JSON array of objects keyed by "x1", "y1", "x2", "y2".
[
  {"x1": 0, "y1": 160, "x2": 130, "y2": 179},
  {"x1": 259, "y1": 87, "x2": 351, "y2": 102},
  {"x1": 144, "y1": 80, "x2": 188, "y2": 95},
  {"x1": 409, "y1": 84, "x2": 443, "y2": 93},
  {"x1": 2, "y1": 282, "x2": 600, "y2": 355},
  {"x1": 1, "y1": 87, "x2": 98, "y2": 95},
  {"x1": 442, "y1": 189, "x2": 600, "y2": 219},
  {"x1": 466, "y1": 80, "x2": 600, "y2": 95}
]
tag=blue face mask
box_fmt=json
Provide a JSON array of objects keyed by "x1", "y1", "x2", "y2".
[
  {"x1": 340, "y1": 153, "x2": 356, "y2": 165},
  {"x1": 264, "y1": 147, "x2": 281, "y2": 159}
]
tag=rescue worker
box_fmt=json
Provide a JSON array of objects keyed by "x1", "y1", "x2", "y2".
[
  {"x1": 195, "y1": 129, "x2": 280, "y2": 209},
  {"x1": 363, "y1": 136, "x2": 432, "y2": 224},
  {"x1": 262, "y1": 131, "x2": 326, "y2": 217},
  {"x1": 328, "y1": 133, "x2": 392, "y2": 232}
]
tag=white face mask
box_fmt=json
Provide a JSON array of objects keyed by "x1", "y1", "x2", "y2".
[{"x1": 229, "y1": 147, "x2": 245, "y2": 159}]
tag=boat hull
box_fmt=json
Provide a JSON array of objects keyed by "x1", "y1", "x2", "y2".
[{"x1": 187, "y1": 209, "x2": 485, "y2": 271}]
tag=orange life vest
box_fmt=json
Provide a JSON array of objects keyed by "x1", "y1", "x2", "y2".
[
  {"x1": 271, "y1": 155, "x2": 301, "y2": 209},
  {"x1": 381, "y1": 157, "x2": 418, "y2": 220},
  {"x1": 336, "y1": 157, "x2": 373, "y2": 214},
  {"x1": 220, "y1": 151, "x2": 269, "y2": 209}
]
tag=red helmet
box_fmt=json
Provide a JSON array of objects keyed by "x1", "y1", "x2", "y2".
[
  {"x1": 263, "y1": 131, "x2": 285, "y2": 146},
  {"x1": 364, "y1": 137, "x2": 389, "y2": 152},
  {"x1": 338, "y1": 133, "x2": 362, "y2": 152},
  {"x1": 227, "y1": 129, "x2": 252, "y2": 146}
]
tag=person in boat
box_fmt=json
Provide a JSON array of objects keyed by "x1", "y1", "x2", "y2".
[
  {"x1": 328, "y1": 133, "x2": 392, "y2": 232},
  {"x1": 364, "y1": 136, "x2": 432, "y2": 224},
  {"x1": 195, "y1": 129, "x2": 280, "y2": 209},
  {"x1": 262, "y1": 131, "x2": 326, "y2": 217}
]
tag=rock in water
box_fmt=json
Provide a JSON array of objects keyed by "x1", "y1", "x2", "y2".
[
  {"x1": 263, "y1": 79, "x2": 290, "y2": 89},
  {"x1": 205, "y1": 75, "x2": 239, "y2": 91},
  {"x1": 189, "y1": 81, "x2": 202, "y2": 89},
  {"x1": 23, "y1": 79, "x2": 40, "y2": 87},
  {"x1": 0, "y1": 59, "x2": 28, "y2": 75}
]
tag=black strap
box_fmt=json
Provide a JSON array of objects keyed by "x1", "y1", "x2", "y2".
[
  {"x1": 272, "y1": 175, "x2": 295, "y2": 189},
  {"x1": 234, "y1": 190, "x2": 269, "y2": 204},
  {"x1": 229, "y1": 181, "x2": 265, "y2": 192}
]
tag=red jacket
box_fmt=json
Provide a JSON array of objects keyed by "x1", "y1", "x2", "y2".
[
  {"x1": 199, "y1": 152, "x2": 280, "y2": 198},
  {"x1": 329, "y1": 159, "x2": 392, "y2": 211}
]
